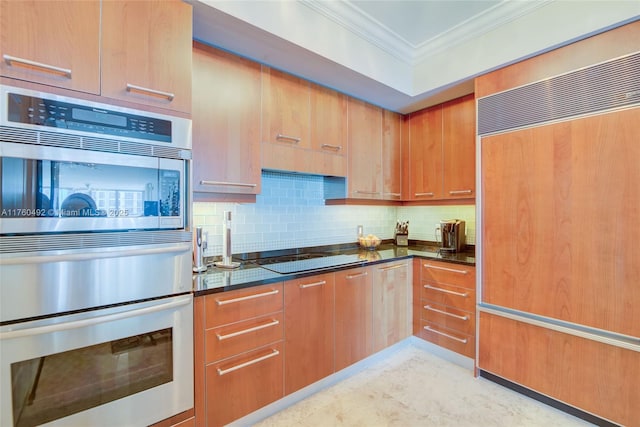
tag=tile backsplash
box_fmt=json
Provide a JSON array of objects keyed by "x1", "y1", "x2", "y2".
[{"x1": 193, "y1": 171, "x2": 476, "y2": 257}]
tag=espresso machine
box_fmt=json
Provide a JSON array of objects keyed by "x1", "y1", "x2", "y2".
[{"x1": 439, "y1": 219, "x2": 466, "y2": 252}]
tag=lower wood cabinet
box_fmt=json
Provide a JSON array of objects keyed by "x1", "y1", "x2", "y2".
[
  {"x1": 414, "y1": 259, "x2": 476, "y2": 358},
  {"x1": 335, "y1": 266, "x2": 373, "y2": 371},
  {"x1": 194, "y1": 283, "x2": 284, "y2": 427},
  {"x1": 372, "y1": 260, "x2": 411, "y2": 352},
  {"x1": 479, "y1": 312, "x2": 639, "y2": 427},
  {"x1": 284, "y1": 273, "x2": 335, "y2": 394}
]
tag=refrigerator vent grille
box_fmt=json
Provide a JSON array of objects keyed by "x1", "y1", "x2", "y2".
[{"x1": 478, "y1": 51, "x2": 640, "y2": 135}]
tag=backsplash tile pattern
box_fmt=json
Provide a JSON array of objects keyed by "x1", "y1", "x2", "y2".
[{"x1": 193, "y1": 171, "x2": 475, "y2": 257}]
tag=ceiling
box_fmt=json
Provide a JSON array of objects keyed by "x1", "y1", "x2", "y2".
[{"x1": 190, "y1": 0, "x2": 639, "y2": 113}]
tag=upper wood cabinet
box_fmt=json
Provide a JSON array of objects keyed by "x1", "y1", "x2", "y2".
[
  {"x1": 348, "y1": 98, "x2": 382, "y2": 199},
  {"x1": 1, "y1": 0, "x2": 192, "y2": 114},
  {"x1": 0, "y1": 0, "x2": 101, "y2": 94},
  {"x1": 261, "y1": 67, "x2": 347, "y2": 176},
  {"x1": 442, "y1": 95, "x2": 475, "y2": 200},
  {"x1": 404, "y1": 94, "x2": 475, "y2": 202},
  {"x1": 101, "y1": 0, "x2": 192, "y2": 114},
  {"x1": 191, "y1": 43, "x2": 261, "y2": 199},
  {"x1": 382, "y1": 110, "x2": 403, "y2": 200}
]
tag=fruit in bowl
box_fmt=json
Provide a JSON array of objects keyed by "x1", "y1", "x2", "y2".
[{"x1": 358, "y1": 234, "x2": 381, "y2": 250}]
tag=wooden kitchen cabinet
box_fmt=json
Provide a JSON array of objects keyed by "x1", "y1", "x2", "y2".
[
  {"x1": 406, "y1": 104, "x2": 442, "y2": 200},
  {"x1": 404, "y1": 95, "x2": 475, "y2": 202},
  {"x1": 382, "y1": 110, "x2": 403, "y2": 200},
  {"x1": 284, "y1": 273, "x2": 335, "y2": 394},
  {"x1": 261, "y1": 67, "x2": 347, "y2": 176},
  {"x1": 442, "y1": 94, "x2": 475, "y2": 199},
  {"x1": 372, "y1": 260, "x2": 411, "y2": 352},
  {"x1": 335, "y1": 266, "x2": 373, "y2": 370},
  {"x1": 415, "y1": 260, "x2": 476, "y2": 358},
  {"x1": 101, "y1": 0, "x2": 192, "y2": 113},
  {"x1": 348, "y1": 98, "x2": 382, "y2": 199},
  {"x1": 194, "y1": 284, "x2": 284, "y2": 427},
  {"x1": 1, "y1": 0, "x2": 192, "y2": 114},
  {"x1": 0, "y1": 0, "x2": 101, "y2": 94},
  {"x1": 191, "y1": 43, "x2": 261, "y2": 199}
]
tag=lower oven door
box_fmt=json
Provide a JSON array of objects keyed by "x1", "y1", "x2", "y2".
[{"x1": 0, "y1": 294, "x2": 193, "y2": 427}]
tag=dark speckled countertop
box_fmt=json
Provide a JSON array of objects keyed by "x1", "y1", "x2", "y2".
[{"x1": 193, "y1": 241, "x2": 475, "y2": 296}]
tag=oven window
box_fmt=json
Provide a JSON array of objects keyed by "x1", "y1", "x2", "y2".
[
  {"x1": 0, "y1": 156, "x2": 180, "y2": 218},
  {"x1": 10, "y1": 328, "x2": 173, "y2": 427}
]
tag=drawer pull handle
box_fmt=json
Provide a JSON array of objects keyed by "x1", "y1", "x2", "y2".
[
  {"x1": 217, "y1": 349, "x2": 280, "y2": 376},
  {"x1": 321, "y1": 144, "x2": 342, "y2": 151},
  {"x1": 424, "y1": 325, "x2": 468, "y2": 344},
  {"x1": 216, "y1": 319, "x2": 280, "y2": 341},
  {"x1": 126, "y1": 83, "x2": 175, "y2": 101},
  {"x1": 384, "y1": 192, "x2": 401, "y2": 198},
  {"x1": 345, "y1": 271, "x2": 368, "y2": 280},
  {"x1": 425, "y1": 305, "x2": 469, "y2": 321},
  {"x1": 424, "y1": 285, "x2": 469, "y2": 298},
  {"x1": 215, "y1": 289, "x2": 279, "y2": 306},
  {"x1": 379, "y1": 264, "x2": 406, "y2": 272},
  {"x1": 276, "y1": 133, "x2": 301, "y2": 143},
  {"x1": 3, "y1": 54, "x2": 72, "y2": 78},
  {"x1": 449, "y1": 189, "x2": 473, "y2": 195},
  {"x1": 353, "y1": 190, "x2": 381, "y2": 195},
  {"x1": 415, "y1": 192, "x2": 434, "y2": 197},
  {"x1": 299, "y1": 280, "x2": 326, "y2": 289},
  {"x1": 423, "y1": 263, "x2": 468, "y2": 275},
  {"x1": 200, "y1": 180, "x2": 257, "y2": 188}
]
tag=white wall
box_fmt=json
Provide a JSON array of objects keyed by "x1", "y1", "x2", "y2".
[{"x1": 193, "y1": 171, "x2": 475, "y2": 257}]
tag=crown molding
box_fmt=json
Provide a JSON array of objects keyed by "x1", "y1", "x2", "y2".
[{"x1": 302, "y1": 0, "x2": 552, "y2": 66}]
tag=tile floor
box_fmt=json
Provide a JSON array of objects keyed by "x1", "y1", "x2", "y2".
[{"x1": 251, "y1": 342, "x2": 593, "y2": 427}]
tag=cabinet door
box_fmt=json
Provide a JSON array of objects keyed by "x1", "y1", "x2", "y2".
[
  {"x1": 482, "y1": 108, "x2": 640, "y2": 338},
  {"x1": 284, "y1": 273, "x2": 335, "y2": 394},
  {"x1": 192, "y1": 44, "x2": 261, "y2": 197},
  {"x1": 101, "y1": 0, "x2": 192, "y2": 113},
  {"x1": 348, "y1": 98, "x2": 382, "y2": 199},
  {"x1": 335, "y1": 267, "x2": 373, "y2": 371},
  {"x1": 382, "y1": 110, "x2": 402, "y2": 201},
  {"x1": 408, "y1": 105, "x2": 443, "y2": 200},
  {"x1": 442, "y1": 94, "x2": 475, "y2": 199},
  {"x1": 0, "y1": 0, "x2": 100, "y2": 93},
  {"x1": 261, "y1": 67, "x2": 310, "y2": 148},
  {"x1": 310, "y1": 83, "x2": 348, "y2": 156},
  {"x1": 372, "y1": 260, "x2": 411, "y2": 352}
]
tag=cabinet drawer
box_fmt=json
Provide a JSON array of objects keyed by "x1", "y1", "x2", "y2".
[
  {"x1": 205, "y1": 342, "x2": 284, "y2": 427},
  {"x1": 421, "y1": 281, "x2": 475, "y2": 312},
  {"x1": 421, "y1": 260, "x2": 475, "y2": 289},
  {"x1": 205, "y1": 283, "x2": 283, "y2": 328},
  {"x1": 206, "y1": 312, "x2": 283, "y2": 363},
  {"x1": 420, "y1": 300, "x2": 475, "y2": 335},
  {"x1": 418, "y1": 320, "x2": 474, "y2": 358}
]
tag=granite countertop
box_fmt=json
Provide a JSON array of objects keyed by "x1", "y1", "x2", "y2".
[{"x1": 193, "y1": 241, "x2": 475, "y2": 297}]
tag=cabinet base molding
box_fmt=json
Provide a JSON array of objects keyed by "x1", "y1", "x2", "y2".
[{"x1": 479, "y1": 371, "x2": 620, "y2": 427}]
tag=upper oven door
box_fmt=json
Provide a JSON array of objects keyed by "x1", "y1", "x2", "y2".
[{"x1": 0, "y1": 142, "x2": 185, "y2": 234}]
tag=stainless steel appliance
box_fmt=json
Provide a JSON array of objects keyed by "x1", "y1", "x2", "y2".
[
  {"x1": 439, "y1": 219, "x2": 465, "y2": 252},
  {"x1": 0, "y1": 84, "x2": 194, "y2": 426}
]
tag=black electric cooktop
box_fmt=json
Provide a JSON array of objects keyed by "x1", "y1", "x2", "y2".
[{"x1": 257, "y1": 254, "x2": 364, "y2": 274}]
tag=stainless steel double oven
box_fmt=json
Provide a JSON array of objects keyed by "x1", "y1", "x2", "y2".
[{"x1": 0, "y1": 84, "x2": 194, "y2": 427}]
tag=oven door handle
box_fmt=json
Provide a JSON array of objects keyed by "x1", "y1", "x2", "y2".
[
  {"x1": 0, "y1": 295, "x2": 191, "y2": 340},
  {"x1": 0, "y1": 243, "x2": 191, "y2": 266}
]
